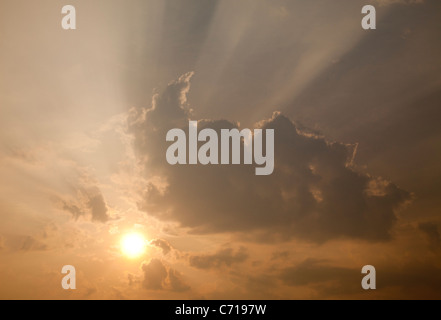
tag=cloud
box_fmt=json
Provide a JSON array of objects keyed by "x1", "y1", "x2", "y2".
[
  {"x1": 21, "y1": 236, "x2": 48, "y2": 251},
  {"x1": 0, "y1": 235, "x2": 4, "y2": 250},
  {"x1": 189, "y1": 247, "x2": 248, "y2": 270},
  {"x1": 280, "y1": 259, "x2": 356, "y2": 287},
  {"x1": 419, "y1": 222, "x2": 441, "y2": 252},
  {"x1": 150, "y1": 239, "x2": 172, "y2": 255},
  {"x1": 128, "y1": 73, "x2": 410, "y2": 243},
  {"x1": 278, "y1": 258, "x2": 441, "y2": 298},
  {"x1": 168, "y1": 268, "x2": 191, "y2": 292},
  {"x1": 142, "y1": 259, "x2": 167, "y2": 290},
  {"x1": 86, "y1": 190, "x2": 110, "y2": 223},
  {"x1": 128, "y1": 273, "x2": 140, "y2": 287},
  {"x1": 61, "y1": 185, "x2": 110, "y2": 223},
  {"x1": 141, "y1": 259, "x2": 189, "y2": 292}
]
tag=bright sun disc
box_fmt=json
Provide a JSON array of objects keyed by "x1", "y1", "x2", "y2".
[{"x1": 121, "y1": 233, "x2": 146, "y2": 258}]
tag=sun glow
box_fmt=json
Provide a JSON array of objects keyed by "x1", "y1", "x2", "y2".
[{"x1": 121, "y1": 233, "x2": 146, "y2": 258}]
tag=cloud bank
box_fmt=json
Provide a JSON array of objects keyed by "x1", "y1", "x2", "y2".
[
  {"x1": 128, "y1": 73, "x2": 410, "y2": 243},
  {"x1": 141, "y1": 258, "x2": 189, "y2": 292}
]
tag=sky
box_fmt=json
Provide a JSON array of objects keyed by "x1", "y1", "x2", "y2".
[{"x1": 0, "y1": 0, "x2": 440, "y2": 299}]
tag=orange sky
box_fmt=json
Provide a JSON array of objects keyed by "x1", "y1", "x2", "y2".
[{"x1": 1, "y1": 0, "x2": 441, "y2": 300}]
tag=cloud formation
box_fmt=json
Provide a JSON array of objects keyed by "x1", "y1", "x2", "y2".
[
  {"x1": 189, "y1": 247, "x2": 248, "y2": 270},
  {"x1": 141, "y1": 259, "x2": 189, "y2": 292},
  {"x1": 61, "y1": 185, "x2": 110, "y2": 223},
  {"x1": 128, "y1": 73, "x2": 410, "y2": 242},
  {"x1": 150, "y1": 239, "x2": 172, "y2": 255},
  {"x1": 128, "y1": 73, "x2": 410, "y2": 243}
]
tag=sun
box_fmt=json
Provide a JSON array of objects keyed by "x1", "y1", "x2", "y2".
[{"x1": 121, "y1": 233, "x2": 146, "y2": 258}]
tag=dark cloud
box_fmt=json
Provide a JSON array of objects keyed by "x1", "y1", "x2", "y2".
[
  {"x1": 21, "y1": 236, "x2": 48, "y2": 251},
  {"x1": 62, "y1": 203, "x2": 83, "y2": 220},
  {"x1": 128, "y1": 73, "x2": 410, "y2": 243},
  {"x1": 87, "y1": 190, "x2": 109, "y2": 223},
  {"x1": 189, "y1": 247, "x2": 248, "y2": 270},
  {"x1": 142, "y1": 259, "x2": 167, "y2": 290},
  {"x1": 278, "y1": 258, "x2": 441, "y2": 299},
  {"x1": 150, "y1": 239, "x2": 172, "y2": 255},
  {"x1": 282, "y1": 0, "x2": 441, "y2": 224},
  {"x1": 377, "y1": 264, "x2": 441, "y2": 299},
  {"x1": 61, "y1": 186, "x2": 110, "y2": 223},
  {"x1": 141, "y1": 259, "x2": 189, "y2": 292},
  {"x1": 168, "y1": 268, "x2": 191, "y2": 292},
  {"x1": 280, "y1": 259, "x2": 357, "y2": 287},
  {"x1": 419, "y1": 222, "x2": 441, "y2": 252}
]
